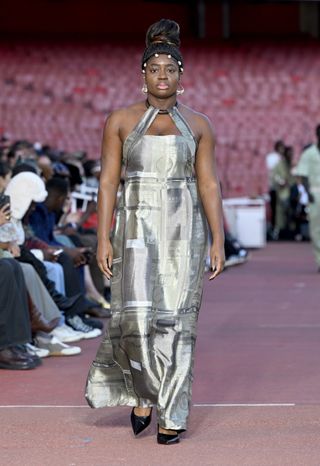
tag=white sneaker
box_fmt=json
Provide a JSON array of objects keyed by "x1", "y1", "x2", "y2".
[
  {"x1": 79, "y1": 328, "x2": 102, "y2": 339},
  {"x1": 34, "y1": 334, "x2": 81, "y2": 356},
  {"x1": 50, "y1": 324, "x2": 84, "y2": 343},
  {"x1": 26, "y1": 343, "x2": 50, "y2": 359},
  {"x1": 66, "y1": 315, "x2": 102, "y2": 340},
  {"x1": 224, "y1": 254, "x2": 247, "y2": 268}
]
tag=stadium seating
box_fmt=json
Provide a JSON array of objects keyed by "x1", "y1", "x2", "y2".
[{"x1": 1, "y1": 41, "x2": 320, "y2": 197}]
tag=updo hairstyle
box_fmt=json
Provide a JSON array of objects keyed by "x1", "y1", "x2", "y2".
[{"x1": 141, "y1": 19, "x2": 184, "y2": 73}]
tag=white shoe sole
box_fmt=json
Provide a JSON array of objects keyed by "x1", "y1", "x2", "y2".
[
  {"x1": 54, "y1": 334, "x2": 84, "y2": 343},
  {"x1": 80, "y1": 329, "x2": 102, "y2": 340},
  {"x1": 49, "y1": 348, "x2": 81, "y2": 356}
]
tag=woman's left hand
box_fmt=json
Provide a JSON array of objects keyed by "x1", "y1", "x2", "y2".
[{"x1": 209, "y1": 243, "x2": 225, "y2": 280}]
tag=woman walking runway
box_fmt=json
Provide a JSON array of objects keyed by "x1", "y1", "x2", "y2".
[{"x1": 86, "y1": 19, "x2": 225, "y2": 444}]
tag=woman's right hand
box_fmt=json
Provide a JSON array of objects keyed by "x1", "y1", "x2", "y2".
[
  {"x1": 97, "y1": 239, "x2": 113, "y2": 279},
  {"x1": 0, "y1": 204, "x2": 11, "y2": 226}
]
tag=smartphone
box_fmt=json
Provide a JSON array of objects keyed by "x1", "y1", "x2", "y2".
[
  {"x1": 53, "y1": 248, "x2": 63, "y2": 256},
  {"x1": 0, "y1": 194, "x2": 10, "y2": 209}
]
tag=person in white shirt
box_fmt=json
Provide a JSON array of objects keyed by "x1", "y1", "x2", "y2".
[{"x1": 265, "y1": 140, "x2": 285, "y2": 235}]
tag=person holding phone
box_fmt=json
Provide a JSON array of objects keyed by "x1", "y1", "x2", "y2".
[{"x1": 0, "y1": 193, "x2": 41, "y2": 370}]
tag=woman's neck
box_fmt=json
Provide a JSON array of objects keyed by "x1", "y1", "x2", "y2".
[{"x1": 146, "y1": 95, "x2": 177, "y2": 111}]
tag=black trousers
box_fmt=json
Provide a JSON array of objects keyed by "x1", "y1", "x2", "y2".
[
  {"x1": 57, "y1": 251, "x2": 84, "y2": 297},
  {"x1": 64, "y1": 231, "x2": 104, "y2": 295},
  {"x1": 17, "y1": 246, "x2": 94, "y2": 317},
  {"x1": 0, "y1": 259, "x2": 31, "y2": 350},
  {"x1": 269, "y1": 189, "x2": 277, "y2": 230}
]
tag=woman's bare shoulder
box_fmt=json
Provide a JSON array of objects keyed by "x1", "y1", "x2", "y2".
[
  {"x1": 105, "y1": 101, "x2": 146, "y2": 126},
  {"x1": 103, "y1": 101, "x2": 147, "y2": 141},
  {"x1": 179, "y1": 104, "x2": 214, "y2": 138},
  {"x1": 180, "y1": 103, "x2": 211, "y2": 123}
]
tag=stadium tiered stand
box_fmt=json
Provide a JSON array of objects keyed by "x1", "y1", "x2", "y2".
[{"x1": 1, "y1": 41, "x2": 320, "y2": 197}]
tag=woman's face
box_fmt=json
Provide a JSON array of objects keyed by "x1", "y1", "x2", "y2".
[
  {"x1": 144, "y1": 55, "x2": 180, "y2": 98},
  {"x1": 0, "y1": 172, "x2": 12, "y2": 192}
]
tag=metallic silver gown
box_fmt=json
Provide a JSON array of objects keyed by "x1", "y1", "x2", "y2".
[{"x1": 85, "y1": 105, "x2": 208, "y2": 431}]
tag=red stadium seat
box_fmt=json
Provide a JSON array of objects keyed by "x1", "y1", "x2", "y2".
[{"x1": 1, "y1": 40, "x2": 320, "y2": 197}]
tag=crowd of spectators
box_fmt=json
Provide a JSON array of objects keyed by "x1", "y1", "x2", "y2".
[
  {"x1": 1, "y1": 126, "x2": 316, "y2": 371},
  {"x1": 0, "y1": 135, "x2": 109, "y2": 370},
  {"x1": 10, "y1": 120, "x2": 316, "y2": 370}
]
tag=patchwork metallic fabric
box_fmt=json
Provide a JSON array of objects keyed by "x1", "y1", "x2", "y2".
[{"x1": 86, "y1": 106, "x2": 208, "y2": 431}]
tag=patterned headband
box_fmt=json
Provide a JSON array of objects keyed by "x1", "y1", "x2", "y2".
[{"x1": 141, "y1": 42, "x2": 184, "y2": 73}]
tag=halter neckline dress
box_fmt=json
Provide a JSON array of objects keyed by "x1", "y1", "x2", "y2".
[{"x1": 86, "y1": 104, "x2": 208, "y2": 431}]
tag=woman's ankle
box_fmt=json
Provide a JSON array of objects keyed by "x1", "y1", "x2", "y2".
[
  {"x1": 133, "y1": 407, "x2": 152, "y2": 417},
  {"x1": 158, "y1": 426, "x2": 177, "y2": 435}
]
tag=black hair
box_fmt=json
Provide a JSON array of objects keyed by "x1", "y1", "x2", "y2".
[
  {"x1": 83, "y1": 160, "x2": 98, "y2": 177},
  {"x1": 141, "y1": 19, "x2": 184, "y2": 72},
  {"x1": 316, "y1": 124, "x2": 320, "y2": 135},
  {"x1": 274, "y1": 140, "x2": 284, "y2": 151},
  {"x1": 0, "y1": 161, "x2": 11, "y2": 178},
  {"x1": 283, "y1": 146, "x2": 293, "y2": 167},
  {"x1": 7, "y1": 148, "x2": 16, "y2": 159},
  {"x1": 7, "y1": 140, "x2": 34, "y2": 160},
  {"x1": 12, "y1": 162, "x2": 38, "y2": 177},
  {"x1": 46, "y1": 176, "x2": 70, "y2": 196},
  {"x1": 146, "y1": 19, "x2": 180, "y2": 47},
  {"x1": 63, "y1": 162, "x2": 82, "y2": 190}
]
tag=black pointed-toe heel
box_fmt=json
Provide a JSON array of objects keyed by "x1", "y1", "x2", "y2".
[
  {"x1": 130, "y1": 408, "x2": 152, "y2": 436},
  {"x1": 157, "y1": 426, "x2": 180, "y2": 445}
]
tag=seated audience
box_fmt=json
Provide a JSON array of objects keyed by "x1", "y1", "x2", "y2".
[{"x1": 2, "y1": 172, "x2": 104, "y2": 344}]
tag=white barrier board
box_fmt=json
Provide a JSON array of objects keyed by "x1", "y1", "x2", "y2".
[{"x1": 223, "y1": 198, "x2": 266, "y2": 248}]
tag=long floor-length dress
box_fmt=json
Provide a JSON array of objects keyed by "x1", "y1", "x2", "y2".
[{"x1": 85, "y1": 104, "x2": 208, "y2": 431}]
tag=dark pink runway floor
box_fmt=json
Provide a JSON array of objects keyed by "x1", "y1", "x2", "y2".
[{"x1": 1, "y1": 242, "x2": 320, "y2": 465}]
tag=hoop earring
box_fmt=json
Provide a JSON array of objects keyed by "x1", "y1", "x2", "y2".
[
  {"x1": 176, "y1": 82, "x2": 185, "y2": 95},
  {"x1": 141, "y1": 83, "x2": 148, "y2": 94}
]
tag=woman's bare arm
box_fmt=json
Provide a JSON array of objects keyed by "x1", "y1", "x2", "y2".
[
  {"x1": 96, "y1": 111, "x2": 123, "y2": 278},
  {"x1": 195, "y1": 115, "x2": 225, "y2": 279}
]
